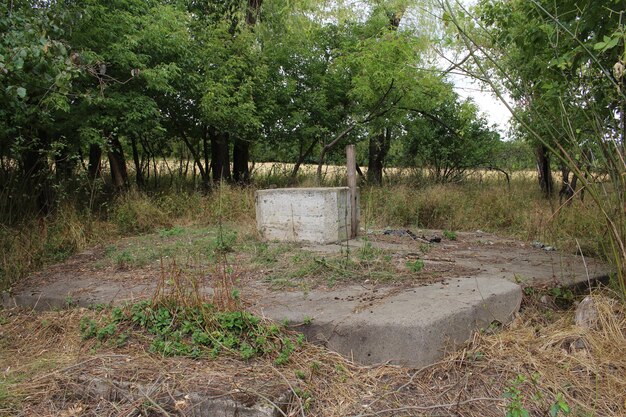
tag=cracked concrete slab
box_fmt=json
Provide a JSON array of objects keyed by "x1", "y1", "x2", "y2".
[
  {"x1": 253, "y1": 275, "x2": 521, "y2": 366},
  {"x1": 1, "y1": 229, "x2": 610, "y2": 367}
]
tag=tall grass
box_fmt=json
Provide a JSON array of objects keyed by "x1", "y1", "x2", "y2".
[{"x1": 0, "y1": 173, "x2": 608, "y2": 292}]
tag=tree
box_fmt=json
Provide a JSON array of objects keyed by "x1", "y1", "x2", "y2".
[
  {"x1": 401, "y1": 86, "x2": 501, "y2": 182},
  {"x1": 0, "y1": 1, "x2": 80, "y2": 217},
  {"x1": 444, "y1": 0, "x2": 625, "y2": 195}
]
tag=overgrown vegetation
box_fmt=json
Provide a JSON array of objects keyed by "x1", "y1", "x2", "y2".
[
  {"x1": 440, "y1": 0, "x2": 626, "y2": 297},
  {"x1": 0, "y1": 174, "x2": 609, "y2": 292},
  {"x1": 1, "y1": 0, "x2": 624, "y2": 297},
  {"x1": 1, "y1": 1, "x2": 625, "y2": 415},
  {"x1": 80, "y1": 301, "x2": 301, "y2": 362},
  {"x1": 1, "y1": 290, "x2": 624, "y2": 416}
]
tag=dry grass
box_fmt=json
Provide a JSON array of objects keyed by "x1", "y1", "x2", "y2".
[
  {"x1": 1, "y1": 291, "x2": 624, "y2": 416},
  {"x1": 362, "y1": 179, "x2": 606, "y2": 256},
  {"x1": 0, "y1": 176, "x2": 608, "y2": 291}
]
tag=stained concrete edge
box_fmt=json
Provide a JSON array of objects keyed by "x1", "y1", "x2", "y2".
[{"x1": 257, "y1": 276, "x2": 522, "y2": 367}]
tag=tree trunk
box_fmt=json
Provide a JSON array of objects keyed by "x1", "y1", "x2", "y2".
[
  {"x1": 22, "y1": 143, "x2": 52, "y2": 215},
  {"x1": 367, "y1": 128, "x2": 391, "y2": 186},
  {"x1": 203, "y1": 128, "x2": 210, "y2": 182},
  {"x1": 108, "y1": 137, "x2": 128, "y2": 190},
  {"x1": 180, "y1": 130, "x2": 209, "y2": 187},
  {"x1": 88, "y1": 144, "x2": 102, "y2": 180},
  {"x1": 211, "y1": 129, "x2": 231, "y2": 183},
  {"x1": 536, "y1": 144, "x2": 553, "y2": 197},
  {"x1": 289, "y1": 139, "x2": 317, "y2": 185},
  {"x1": 54, "y1": 142, "x2": 74, "y2": 183},
  {"x1": 364, "y1": 10, "x2": 402, "y2": 186},
  {"x1": 130, "y1": 136, "x2": 143, "y2": 188},
  {"x1": 233, "y1": 137, "x2": 250, "y2": 184},
  {"x1": 558, "y1": 165, "x2": 577, "y2": 204},
  {"x1": 246, "y1": 0, "x2": 262, "y2": 25}
]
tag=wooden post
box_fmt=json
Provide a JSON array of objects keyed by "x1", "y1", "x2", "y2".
[{"x1": 346, "y1": 144, "x2": 358, "y2": 239}]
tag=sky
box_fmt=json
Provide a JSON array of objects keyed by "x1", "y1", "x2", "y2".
[
  {"x1": 453, "y1": 73, "x2": 512, "y2": 137},
  {"x1": 441, "y1": 0, "x2": 512, "y2": 138}
]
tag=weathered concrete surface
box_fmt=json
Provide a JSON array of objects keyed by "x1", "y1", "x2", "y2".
[
  {"x1": 255, "y1": 187, "x2": 356, "y2": 244},
  {"x1": 254, "y1": 276, "x2": 521, "y2": 366},
  {"x1": 1, "y1": 229, "x2": 610, "y2": 367},
  {"x1": 1, "y1": 276, "x2": 153, "y2": 311},
  {"x1": 307, "y1": 230, "x2": 610, "y2": 288}
]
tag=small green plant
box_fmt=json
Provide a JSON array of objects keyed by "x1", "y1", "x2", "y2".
[
  {"x1": 115, "y1": 250, "x2": 133, "y2": 269},
  {"x1": 549, "y1": 393, "x2": 571, "y2": 416},
  {"x1": 96, "y1": 322, "x2": 117, "y2": 341},
  {"x1": 310, "y1": 361, "x2": 321, "y2": 372},
  {"x1": 406, "y1": 259, "x2": 424, "y2": 273},
  {"x1": 65, "y1": 295, "x2": 76, "y2": 308},
  {"x1": 504, "y1": 375, "x2": 530, "y2": 417},
  {"x1": 158, "y1": 226, "x2": 186, "y2": 238},
  {"x1": 214, "y1": 228, "x2": 237, "y2": 254},
  {"x1": 549, "y1": 286, "x2": 575, "y2": 307},
  {"x1": 294, "y1": 388, "x2": 313, "y2": 410},
  {"x1": 80, "y1": 300, "x2": 300, "y2": 362},
  {"x1": 302, "y1": 316, "x2": 313, "y2": 325},
  {"x1": 295, "y1": 370, "x2": 306, "y2": 380},
  {"x1": 79, "y1": 317, "x2": 98, "y2": 340},
  {"x1": 357, "y1": 240, "x2": 377, "y2": 262},
  {"x1": 443, "y1": 230, "x2": 457, "y2": 240},
  {"x1": 465, "y1": 350, "x2": 485, "y2": 361}
]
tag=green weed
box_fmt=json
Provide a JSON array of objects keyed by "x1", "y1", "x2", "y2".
[
  {"x1": 0, "y1": 177, "x2": 610, "y2": 294},
  {"x1": 503, "y1": 375, "x2": 531, "y2": 417},
  {"x1": 80, "y1": 301, "x2": 301, "y2": 363},
  {"x1": 158, "y1": 226, "x2": 186, "y2": 237},
  {"x1": 443, "y1": 230, "x2": 457, "y2": 241},
  {"x1": 406, "y1": 259, "x2": 424, "y2": 273},
  {"x1": 549, "y1": 393, "x2": 571, "y2": 417}
]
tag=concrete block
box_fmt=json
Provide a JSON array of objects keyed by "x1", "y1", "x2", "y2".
[
  {"x1": 256, "y1": 276, "x2": 522, "y2": 367},
  {"x1": 255, "y1": 187, "x2": 358, "y2": 244}
]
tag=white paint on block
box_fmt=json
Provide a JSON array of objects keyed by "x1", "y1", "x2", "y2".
[{"x1": 255, "y1": 187, "x2": 357, "y2": 244}]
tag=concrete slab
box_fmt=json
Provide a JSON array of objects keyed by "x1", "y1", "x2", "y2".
[
  {"x1": 1, "y1": 229, "x2": 610, "y2": 367},
  {"x1": 253, "y1": 276, "x2": 521, "y2": 366},
  {"x1": 255, "y1": 187, "x2": 356, "y2": 244}
]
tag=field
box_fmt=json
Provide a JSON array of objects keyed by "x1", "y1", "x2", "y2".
[{"x1": 0, "y1": 172, "x2": 624, "y2": 416}]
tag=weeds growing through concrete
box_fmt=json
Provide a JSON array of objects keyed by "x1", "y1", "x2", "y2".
[
  {"x1": 0, "y1": 174, "x2": 608, "y2": 292},
  {"x1": 79, "y1": 259, "x2": 303, "y2": 363},
  {"x1": 1, "y1": 290, "x2": 624, "y2": 416}
]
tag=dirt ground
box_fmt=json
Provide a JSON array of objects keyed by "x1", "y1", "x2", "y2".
[{"x1": 1, "y1": 292, "x2": 625, "y2": 416}]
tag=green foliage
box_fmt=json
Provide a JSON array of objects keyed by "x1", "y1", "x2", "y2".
[
  {"x1": 503, "y1": 375, "x2": 531, "y2": 417},
  {"x1": 0, "y1": 0, "x2": 502, "y2": 231},
  {"x1": 80, "y1": 300, "x2": 301, "y2": 362},
  {"x1": 454, "y1": 0, "x2": 626, "y2": 296},
  {"x1": 111, "y1": 193, "x2": 170, "y2": 234},
  {"x1": 158, "y1": 226, "x2": 186, "y2": 238},
  {"x1": 79, "y1": 317, "x2": 98, "y2": 340},
  {"x1": 503, "y1": 373, "x2": 571, "y2": 417},
  {"x1": 406, "y1": 259, "x2": 424, "y2": 273},
  {"x1": 399, "y1": 92, "x2": 502, "y2": 181},
  {"x1": 213, "y1": 227, "x2": 237, "y2": 254},
  {"x1": 443, "y1": 230, "x2": 457, "y2": 240},
  {"x1": 357, "y1": 240, "x2": 380, "y2": 262},
  {"x1": 549, "y1": 393, "x2": 571, "y2": 416}
]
